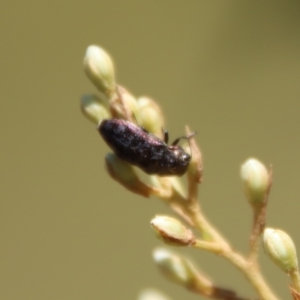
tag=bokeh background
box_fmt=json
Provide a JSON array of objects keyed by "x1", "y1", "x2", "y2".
[{"x1": 1, "y1": 1, "x2": 300, "y2": 299}]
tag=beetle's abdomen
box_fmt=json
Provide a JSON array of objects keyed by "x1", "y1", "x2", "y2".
[
  {"x1": 98, "y1": 119, "x2": 190, "y2": 176},
  {"x1": 99, "y1": 119, "x2": 165, "y2": 170}
]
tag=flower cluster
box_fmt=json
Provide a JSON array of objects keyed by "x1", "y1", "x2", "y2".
[{"x1": 81, "y1": 45, "x2": 300, "y2": 300}]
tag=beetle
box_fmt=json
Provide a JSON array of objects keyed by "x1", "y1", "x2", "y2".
[{"x1": 98, "y1": 119, "x2": 195, "y2": 176}]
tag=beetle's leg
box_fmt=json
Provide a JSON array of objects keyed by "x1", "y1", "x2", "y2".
[
  {"x1": 172, "y1": 132, "x2": 197, "y2": 146},
  {"x1": 162, "y1": 128, "x2": 169, "y2": 144}
]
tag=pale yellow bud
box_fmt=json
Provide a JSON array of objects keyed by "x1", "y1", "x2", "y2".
[
  {"x1": 80, "y1": 94, "x2": 110, "y2": 124},
  {"x1": 138, "y1": 289, "x2": 171, "y2": 300},
  {"x1": 263, "y1": 228, "x2": 298, "y2": 274},
  {"x1": 105, "y1": 153, "x2": 152, "y2": 197},
  {"x1": 83, "y1": 45, "x2": 116, "y2": 98},
  {"x1": 153, "y1": 247, "x2": 193, "y2": 285},
  {"x1": 153, "y1": 247, "x2": 214, "y2": 295},
  {"x1": 137, "y1": 97, "x2": 164, "y2": 138},
  {"x1": 150, "y1": 216, "x2": 195, "y2": 246},
  {"x1": 240, "y1": 158, "x2": 269, "y2": 206},
  {"x1": 184, "y1": 126, "x2": 202, "y2": 184}
]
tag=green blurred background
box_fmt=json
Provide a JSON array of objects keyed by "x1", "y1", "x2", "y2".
[{"x1": 1, "y1": 1, "x2": 300, "y2": 299}]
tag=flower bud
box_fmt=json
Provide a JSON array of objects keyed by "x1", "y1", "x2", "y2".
[
  {"x1": 105, "y1": 153, "x2": 152, "y2": 197},
  {"x1": 136, "y1": 97, "x2": 165, "y2": 138},
  {"x1": 150, "y1": 216, "x2": 195, "y2": 246},
  {"x1": 80, "y1": 94, "x2": 110, "y2": 124},
  {"x1": 138, "y1": 289, "x2": 171, "y2": 300},
  {"x1": 184, "y1": 126, "x2": 202, "y2": 184},
  {"x1": 153, "y1": 247, "x2": 193, "y2": 285},
  {"x1": 83, "y1": 45, "x2": 116, "y2": 98},
  {"x1": 153, "y1": 247, "x2": 214, "y2": 295},
  {"x1": 263, "y1": 228, "x2": 298, "y2": 274},
  {"x1": 240, "y1": 158, "x2": 269, "y2": 206}
]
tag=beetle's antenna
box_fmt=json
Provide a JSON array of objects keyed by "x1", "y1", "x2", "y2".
[
  {"x1": 171, "y1": 132, "x2": 196, "y2": 146},
  {"x1": 172, "y1": 132, "x2": 197, "y2": 159},
  {"x1": 187, "y1": 132, "x2": 197, "y2": 158}
]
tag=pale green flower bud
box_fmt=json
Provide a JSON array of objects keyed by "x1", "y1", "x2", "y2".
[
  {"x1": 105, "y1": 153, "x2": 151, "y2": 197},
  {"x1": 150, "y1": 216, "x2": 195, "y2": 246},
  {"x1": 184, "y1": 126, "x2": 202, "y2": 184},
  {"x1": 80, "y1": 94, "x2": 110, "y2": 124},
  {"x1": 240, "y1": 158, "x2": 269, "y2": 206},
  {"x1": 263, "y1": 228, "x2": 298, "y2": 274},
  {"x1": 138, "y1": 289, "x2": 171, "y2": 300},
  {"x1": 83, "y1": 45, "x2": 116, "y2": 98},
  {"x1": 137, "y1": 97, "x2": 164, "y2": 138},
  {"x1": 153, "y1": 247, "x2": 193, "y2": 285},
  {"x1": 153, "y1": 248, "x2": 214, "y2": 295}
]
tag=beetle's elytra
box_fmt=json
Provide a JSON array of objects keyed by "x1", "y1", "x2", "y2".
[{"x1": 98, "y1": 119, "x2": 195, "y2": 176}]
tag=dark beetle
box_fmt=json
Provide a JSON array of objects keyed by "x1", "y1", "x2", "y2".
[{"x1": 98, "y1": 119, "x2": 195, "y2": 176}]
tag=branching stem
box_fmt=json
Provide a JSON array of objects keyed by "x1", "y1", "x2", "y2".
[{"x1": 189, "y1": 202, "x2": 278, "y2": 300}]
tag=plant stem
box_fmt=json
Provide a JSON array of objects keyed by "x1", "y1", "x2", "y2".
[
  {"x1": 290, "y1": 269, "x2": 300, "y2": 293},
  {"x1": 189, "y1": 202, "x2": 278, "y2": 300},
  {"x1": 224, "y1": 251, "x2": 278, "y2": 300},
  {"x1": 188, "y1": 202, "x2": 230, "y2": 250}
]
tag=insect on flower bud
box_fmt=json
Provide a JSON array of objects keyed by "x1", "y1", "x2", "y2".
[
  {"x1": 80, "y1": 94, "x2": 110, "y2": 124},
  {"x1": 153, "y1": 247, "x2": 194, "y2": 286},
  {"x1": 105, "y1": 153, "x2": 152, "y2": 197},
  {"x1": 137, "y1": 96, "x2": 165, "y2": 138},
  {"x1": 83, "y1": 45, "x2": 116, "y2": 98},
  {"x1": 240, "y1": 158, "x2": 269, "y2": 206},
  {"x1": 150, "y1": 215, "x2": 195, "y2": 246},
  {"x1": 99, "y1": 119, "x2": 192, "y2": 176},
  {"x1": 263, "y1": 228, "x2": 298, "y2": 274}
]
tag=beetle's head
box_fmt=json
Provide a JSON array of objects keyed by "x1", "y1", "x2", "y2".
[{"x1": 168, "y1": 146, "x2": 191, "y2": 176}]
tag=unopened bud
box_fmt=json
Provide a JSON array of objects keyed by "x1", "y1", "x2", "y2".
[
  {"x1": 138, "y1": 289, "x2": 171, "y2": 300},
  {"x1": 83, "y1": 45, "x2": 116, "y2": 98},
  {"x1": 240, "y1": 158, "x2": 269, "y2": 206},
  {"x1": 150, "y1": 216, "x2": 195, "y2": 246},
  {"x1": 153, "y1": 247, "x2": 214, "y2": 295},
  {"x1": 185, "y1": 126, "x2": 202, "y2": 184},
  {"x1": 80, "y1": 94, "x2": 110, "y2": 124},
  {"x1": 263, "y1": 228, "x2": 298, "y2": 274},
  {"x1": 153, "y1": 247, "x2": 193, "y2": 286},
  {"x1": 137, "y1": 97, "x2": 165, "y2": 138},
  {"x1": 105, "y1": 153, "x2": 151, "y2": 197}
]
